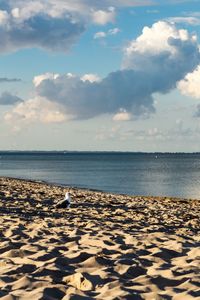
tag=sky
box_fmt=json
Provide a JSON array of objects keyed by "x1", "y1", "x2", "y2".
[{"x1": 0, "y1": 0, "x2": 200, "y2": 152}]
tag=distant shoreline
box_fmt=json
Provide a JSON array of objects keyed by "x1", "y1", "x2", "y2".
[{"x1": 1, "y1": 150, "x2": 200, "y2": 154}]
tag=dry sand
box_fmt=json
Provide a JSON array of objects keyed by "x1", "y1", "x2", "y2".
[{"x1": 0, "y1": 177, "x2": 199, "y2": 300}]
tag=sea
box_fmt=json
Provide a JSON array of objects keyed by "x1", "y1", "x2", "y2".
[{"x1": 0, "y1": 152, "x2": 200, "y2": 199}]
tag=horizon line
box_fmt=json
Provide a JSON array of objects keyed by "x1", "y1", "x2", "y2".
[{"x1": 0, "y1": 150, "x2": 200, "y2": 154}]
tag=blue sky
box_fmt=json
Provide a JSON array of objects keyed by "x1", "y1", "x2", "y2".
[{"x1": 0, "y1": 0, "x2": 200, "y2": 151}]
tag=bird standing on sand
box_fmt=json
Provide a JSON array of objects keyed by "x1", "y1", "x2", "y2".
[{"x1": 55, "y1": 192, "x2": 71, "y2": 208}]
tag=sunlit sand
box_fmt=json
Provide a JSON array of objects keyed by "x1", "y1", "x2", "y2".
[{"x1": 0, "y1": 177, "x2": 199, "y2": 299}]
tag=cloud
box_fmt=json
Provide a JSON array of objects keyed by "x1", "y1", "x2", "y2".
[
  {"x1": 0, "y1": 92, "x2": 23, "y2": 105},
  {"x1": 0, "y1": 11, "x2": 85, "y2": 53},
  {"x1": 94, "y1": 32, "x2": 107, "y2": 39},
  {"x1": 33, "y1": 73, "x2": 60, "y2": 87},
  {"x1": 92, "y1": 7, "x2": 116, "y2": 25},
  {"x1": 4, "y1": 97, "x2": 68, "y2": 124},
  {"x1": 178, "y1": 66, "x2": 200, "y2": 99},
  {"x1": 0, "y1": 77, "x2": 21, "y2": 82},
  {"x1": 4, "y1": 1, "x2": 195, "y2": 55},
  {"x1": 0, "y1": 0, "x2": 151, "y2": 53},
  {"x1": 81, "y1": 74, "x2": 101, "y2": 83},
  {"x1": 109, "y1": 28, "x2": 121, "y2": 35},
  {"x1": 123, "y1": 21, "x2": 198, "y2": 68},
  {"x1": 166, "y1": 17, "x2": 200, "y2": 25},
  {"x1": 5, "y1": 21, "x2": 200, "y2": 125},
  {"x1": 113, "y1": 110, "x2": 132, "y2": 121},
  {"x1": 33, "y1": 70, "x2": 157, "y2": 120},
  {"x1": 94, "y1": 27, "x2": 120, "y2": 39},
  {"x1": 122, "y1": 21, "x2": 199, "y2": 92},
  {"x1": 0, "y1": 1, "x2": 116, "y2": 53},
  {"x1": 95, "y1": 119, "x2": 197, "y2": 143},
  {"x1": 178, "y1": 65, "x2": 200, "y2": 118}
]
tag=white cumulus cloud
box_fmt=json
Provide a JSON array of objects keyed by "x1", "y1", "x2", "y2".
[
  {"x1": 5, "y1": 21, "x2": 200, "y2": 125},
  {"x1": 0, "y1": 0, "x2": 143, "y2": 53},
  {"x1": 4, "y1": 97, "x2": 69, "y2": 124},
  {"x1": 33, "y1": 73, "x2": 60, "y2": 87},
  {"x1": 178, "y1": 66, "x2": 200, "y2": 99},
  {"x1": 123, "y1": 21, "x2": 196, "y2": 68}
]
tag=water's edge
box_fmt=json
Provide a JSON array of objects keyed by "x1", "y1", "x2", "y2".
[
  {"x1": 1, "y1": 152, "x2": 200, "y2": 199},
  {"x1": 1, "y1": 176, "x2": 199, "y2": 202}
]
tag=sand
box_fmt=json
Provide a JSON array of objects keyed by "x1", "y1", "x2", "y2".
[{"x1": 0, "y1": 177, "x2": 199, "y2": 300}]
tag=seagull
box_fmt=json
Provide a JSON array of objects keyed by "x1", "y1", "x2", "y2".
[
  {"x1": 64, "y1": 192, "x2": 71, "y2": 207},
  {"x1": 55, "y1": 192, "x2": 71, "y2": 208}
]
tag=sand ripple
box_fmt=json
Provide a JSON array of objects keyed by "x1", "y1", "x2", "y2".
[{"x1": 0, "y1": 177, "x2": 199, "y2": 299}]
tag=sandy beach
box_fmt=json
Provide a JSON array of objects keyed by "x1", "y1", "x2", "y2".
[{"x1": 0, "y1": 177, "x2": 199, "y2": 299}]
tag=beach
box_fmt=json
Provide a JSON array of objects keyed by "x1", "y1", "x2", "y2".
[{"x1": 0, "y1": 177, "x2": 199, "y2": 299}]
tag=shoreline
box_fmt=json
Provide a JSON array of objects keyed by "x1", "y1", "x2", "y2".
[
  {"x1": 1, "y1": 176, "x2": 200, "y2": 202},
  {"x1": 0, "y1": 177, "x2": 199, "y2": 299}
]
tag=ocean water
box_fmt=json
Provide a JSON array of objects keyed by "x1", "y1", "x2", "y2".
[{"x1": 0, "y1": 152, "x2": 200, "y2": 199}]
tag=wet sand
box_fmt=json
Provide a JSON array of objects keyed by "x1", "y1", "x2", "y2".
[{"x1": 0, "y1": 177, "x2": 199, "y2": 299}]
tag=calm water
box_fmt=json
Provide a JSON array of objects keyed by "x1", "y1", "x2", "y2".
[{"x1": 0, "y1": 152, "x2": 200, "y2": 199}]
